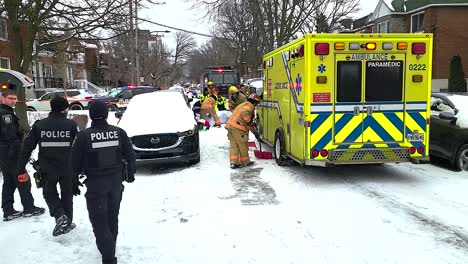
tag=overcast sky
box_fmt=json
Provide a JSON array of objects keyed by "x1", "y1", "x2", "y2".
[{"x1": 139, "y1": 0, "x2": 379, "y2": 50}]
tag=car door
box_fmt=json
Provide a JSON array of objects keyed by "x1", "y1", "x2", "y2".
[{"x1": 429, "y1": 96, "x2": 457, "y2": 158}]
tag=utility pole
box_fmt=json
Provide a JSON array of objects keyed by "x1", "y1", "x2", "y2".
[
  {"x1": 135, "y1": 0, "x2": 140, "y2": 85},
  {"x1": 129, "y1": 0, "x2": 134, "y2": 85}
]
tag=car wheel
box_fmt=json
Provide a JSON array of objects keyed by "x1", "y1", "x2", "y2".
[
  {"x1": 27, "y1": 107, "x2": 36, "y2": 111},
  {"x1": 454, "y1": 144, "x2": 468, "y2": 171},
  {"x1": 69, "y1": 103, "x2": 83, "y2": 110},
  {"x1": 107, "y1": 104, "x2": 117, "y2": 111},
  {"x1": 273, "y1": 130, "x2": 289, "y2": 166}
]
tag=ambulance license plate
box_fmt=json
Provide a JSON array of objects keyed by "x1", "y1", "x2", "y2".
[{"x1": 407, "y1": 132, "x2": 424, "y2": 142}]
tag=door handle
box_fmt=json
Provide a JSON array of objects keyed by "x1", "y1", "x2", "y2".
[
  {"x1": 353, "y1": 106, "x2": 360, "y2": 116},
  {"x1": 367, "y1": 107, "x2": 373, "y2": 116}
]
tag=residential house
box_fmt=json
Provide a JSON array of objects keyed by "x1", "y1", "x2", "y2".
[{"x1": 349, "y1": 0, "x2": 468, "y2": 91}]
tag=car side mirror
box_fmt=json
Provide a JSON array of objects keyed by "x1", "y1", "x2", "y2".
[
  {"x1": 439, "y1": 111, "x2": 456, "y2": 121},
  {"x1": 115, "y1": 112, "x2": 123, "y2": 119}
]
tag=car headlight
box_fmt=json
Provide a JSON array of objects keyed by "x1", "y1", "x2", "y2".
[{"x1": 177, "y1": 128, "x2": 196, "y2": 137}]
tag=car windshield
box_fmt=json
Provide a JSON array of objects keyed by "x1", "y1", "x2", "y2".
[{"x1": 107, "y1": 88, "x2": 123, "y2": 97}]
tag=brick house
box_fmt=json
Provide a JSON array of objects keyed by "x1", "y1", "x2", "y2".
[{"x1": 349, "y1": 0, "x2": 468, "y2": 91}]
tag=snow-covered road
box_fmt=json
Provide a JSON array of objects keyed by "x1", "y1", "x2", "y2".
[{"x1": 1, "y1": 125, "x2": 468, "y2": 264}]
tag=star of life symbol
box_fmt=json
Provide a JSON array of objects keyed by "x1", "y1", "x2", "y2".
[
  {"x1": 295, "y1": 74, "x2": 302, "y2": 95},
  {"x1": 318, "y1": 64, "x2": 326, "y2": 73}
]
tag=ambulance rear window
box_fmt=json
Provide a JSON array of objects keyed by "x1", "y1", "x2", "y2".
[
  {"x1": 337, "y1": 61, "x2": 362, "y2": 102},
  {"x1": 365, "y1": 61, "x2": 403, "y2": 101}
]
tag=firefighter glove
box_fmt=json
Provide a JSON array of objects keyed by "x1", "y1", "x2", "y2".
[{"x1": 72, "y1": 175, "x2": 83, "y2": 196}]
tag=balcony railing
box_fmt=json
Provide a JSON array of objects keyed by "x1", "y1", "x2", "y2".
[{"x1": 32, "y1": 77, "x2": 64, "y2": 89}]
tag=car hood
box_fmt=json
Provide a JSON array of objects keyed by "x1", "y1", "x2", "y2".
[{"x1": 118, "y1": 110, "x2": 196, "y2": 137}]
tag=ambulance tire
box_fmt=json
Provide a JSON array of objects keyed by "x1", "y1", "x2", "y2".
[{"x1": 274, "y1": 130, "x2": 289, "y2": 166}]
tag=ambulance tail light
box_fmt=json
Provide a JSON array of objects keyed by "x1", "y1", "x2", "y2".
[
  {"x1": 426, "y1": 118, "x2": 430, "y2": 125},
  {"x1": 320, "y1": 149, "x2": 328, "y2": 157},
  {"x1": 365, "y1": 42, "x2": 377, "y2": 50},
  {"x1": 417, "y1": 147, "x2": 424, "y2": 154},
  {"x1": 311, "y1": 150, "x2": 319, "y2": 158},
  {"x1": 412, "y1": 43, "x2": 426, "y2": 54},
  {"x1": 334, "y1": 42, "x2": 345, "y2": 50},
  {"x1": 409, "y1": 147, "x2": 416, "y2": 154},
  {"x1": 315, "y1": 43, "x2": 329, "y2": 55},
  {"x1": 397, "y1": 42, "x2": 408, "y2": 50}
]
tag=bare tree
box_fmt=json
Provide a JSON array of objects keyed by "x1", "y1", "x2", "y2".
[
  {"x1": 0, "y1": 0, "x2": 131, "y2": 131},
  {"x1": 168, "y1": 31, "x2": 197, "y2": 84},
  {"x1": 301, "y1": 0, "x2": 361, "y2": 33}
]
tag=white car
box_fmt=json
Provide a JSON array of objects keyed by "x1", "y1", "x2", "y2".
[
  {"x1": 116, "y1": 91, "x2": 200, "y2": 164},
  {"x1": 27, "y1": 89, "x2": 95, "y2": 111}
]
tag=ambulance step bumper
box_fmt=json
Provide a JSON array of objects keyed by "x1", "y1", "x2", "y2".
[{"x1": 328, "y1": 148, "x2": 410, "y2": 164}]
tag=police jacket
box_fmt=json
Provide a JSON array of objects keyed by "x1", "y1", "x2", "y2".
[
  {"x1": 19, "y1": 112, "x2": 79, "y2": 173},
  {"x1": 0, "y1": 104, "x2": 22, "y2": 146},
  {"x1": 71, "y1": 119, "x2": 136, "y2": 179}
]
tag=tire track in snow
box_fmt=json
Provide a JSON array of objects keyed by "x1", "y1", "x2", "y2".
[{"x1": 355, "y1": 184, "x2": 468, "y2": 253}]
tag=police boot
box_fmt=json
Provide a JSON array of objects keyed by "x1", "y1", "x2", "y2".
[
  {"x1": 53, "y1": 214, "x2": 71, "y2": 236},
  {"x1": 23, "y1": 206, "x2": 46, "y2": 217},
  {"x1": 3, "y1": 209, "x2": 22, "y2": 222}
]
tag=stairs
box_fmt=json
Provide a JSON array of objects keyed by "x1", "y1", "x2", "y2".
[{"x1": 71, "y1": 80, "x2": 107, "y2": 95}]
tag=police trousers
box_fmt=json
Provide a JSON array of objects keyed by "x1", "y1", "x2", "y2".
[
  {"x1": 200, "y1": 108, "x2": 221, "y2": 125},
  {"x1": 85, "y1": 176, "x2": 123, "y2": 264},
  {"x1": 0, "y1": 143, "x2": 34, "y2": 213},
  {"x1": 227, "y1": 129, "x2": 250, "y2": 165},
  {"x1": 41, "y1": 171, "x2": 73, "y2": 221}
]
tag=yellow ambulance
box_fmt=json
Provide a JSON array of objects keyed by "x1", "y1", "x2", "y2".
[{"x1": 257, "y1": 33, "x2": 433, "y2": 166}]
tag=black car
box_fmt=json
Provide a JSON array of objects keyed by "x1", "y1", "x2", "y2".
[
  {"x1": 430, "y1": 92, "x2": 468, "y2": 171},
  {"x1": 91, "y1": 86, "x2": 159, "y2": 111}
]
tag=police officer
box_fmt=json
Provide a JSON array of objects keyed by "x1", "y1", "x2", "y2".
[
  {"x1": 1, "y1": 89, "x2": 45, "y2": 221},
  {"x1": 18, "y1": 96, "x2": 79, "y2": 235},
  {"x1": 71, "y1": 100, "x2": 135, "y2": 264}
]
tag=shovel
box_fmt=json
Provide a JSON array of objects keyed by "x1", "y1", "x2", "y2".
[{"x1": 253, "y1": 135, "x2": 273, "y2": 159}]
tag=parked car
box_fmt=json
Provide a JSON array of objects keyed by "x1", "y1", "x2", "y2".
[
  {"x1": 167, "y1": 87, "x2": 193, "y2": 106},
  {"x1": 116, "y1": 91, "x2": 200, "y2": 165},
  {"x1": 26, "y1": 89, "x2": 95, "y2": 111},
  {"x1": 91, "y1": 85, "x2": 158, "y2": 111},
  {"x1": 430, "y1": 92, "x2": 468, "y2": 171}
]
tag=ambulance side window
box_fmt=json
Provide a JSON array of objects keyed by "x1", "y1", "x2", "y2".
[{"x1": 337, "y1": 61, "x2": 362, "y2": 102}]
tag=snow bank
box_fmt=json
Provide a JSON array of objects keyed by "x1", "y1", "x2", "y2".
[{"x1": 449, "y1": 95, "x2": 468, "y2": 128}]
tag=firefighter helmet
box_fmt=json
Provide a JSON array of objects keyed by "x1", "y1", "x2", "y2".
[
  {"x1": 228, "y1": 86, "x2": 238, "y2": 94},
  {"x1": 207, "y1": 81, "x2": 214, "y2": 86},
  {"x1": 247, "y1": 93, "x2": 261, "y2": 104}
]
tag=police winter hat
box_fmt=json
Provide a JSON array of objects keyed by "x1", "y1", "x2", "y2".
[
  {"x1": 89, "y1": 100, "x2": 108, "y2": 120},
  {"x1": 50, "y1": 96, "x2": 69, "y2": 112}
]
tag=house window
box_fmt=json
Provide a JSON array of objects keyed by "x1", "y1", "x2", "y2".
[
  {"x1": 0, "y1": 19, "x2": 7, "y2": 40},
  {"x1": 0, "y1": 57, "x2": 10, "y2": 69},
  {"x1": 43, "y1": 64, "x2": 53, "y2": 77},
  {"x1": 377, "y1": 21, "x2": 389, "y2": 33},
  {"x1": 411, "y1": 12, "x2": 424, "y2": 32}
]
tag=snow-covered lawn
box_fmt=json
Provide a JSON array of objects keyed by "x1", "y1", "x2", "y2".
[{"x1": 1, "y1": 121, "x2": 468, "y2": 263}]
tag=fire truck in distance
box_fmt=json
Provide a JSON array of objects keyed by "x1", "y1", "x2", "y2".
[{"x1": 201, "y1": 66, "x2": 240, "y2": 97}]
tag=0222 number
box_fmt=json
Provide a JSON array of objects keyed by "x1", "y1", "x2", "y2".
[{"x1": 409, "y1": 64, "x2": 426, "y2": 71}]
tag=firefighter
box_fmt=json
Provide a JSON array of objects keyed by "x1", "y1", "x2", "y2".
[
  {"x1": 200, "y1": 87, "x2": 221, "y2": 127},
  {"x1": 18, "y1": 96, "x2": 79, "y2": 236},
  {"x1": 225, "y1": 93, "x2": 261, "y2": 168},
  {"x1": 1, "y1": 89, "x2": 45, "y2": 221},
  {"x1": 228, "y1": 86, "x2": 247, "y2": 111},
  {"x1": 239, "y1": 84, "x2": 249, "y2": 96},
  {"x1": 71, "y1": 100, "x2": 135, "y2": 264}
]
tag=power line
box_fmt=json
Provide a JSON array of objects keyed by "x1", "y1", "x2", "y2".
[{"x1": 138, "y1": 17, "x2": 230, "y2": 40}]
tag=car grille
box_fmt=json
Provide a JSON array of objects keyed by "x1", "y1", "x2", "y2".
[{"x1": 132, "y1": 134, "x2": 179, "y2": 149}]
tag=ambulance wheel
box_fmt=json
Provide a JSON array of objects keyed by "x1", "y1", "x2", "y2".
[{"x1": 274, "y1": 130, "x2": 289, "y2": 166}]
